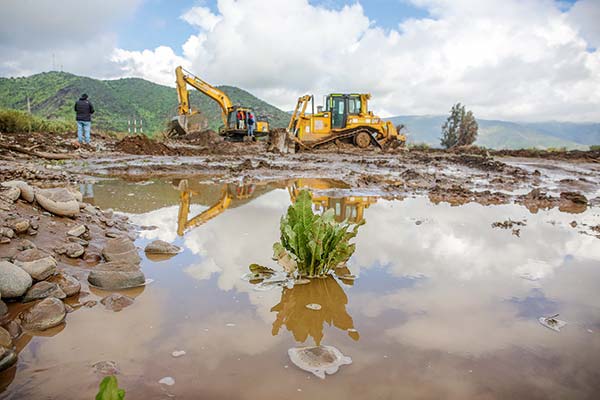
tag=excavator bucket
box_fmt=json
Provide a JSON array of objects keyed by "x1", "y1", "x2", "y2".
[{"x1": 167, "y1": 115, "x2": 189, "y2": 138}]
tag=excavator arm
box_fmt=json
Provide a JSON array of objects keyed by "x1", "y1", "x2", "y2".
[
  {"x1": 177, "y1": 179, "x2": 233, "y2": 236},
  {"x1": 175, "y1": 66, "x2": 234, "y2": 131}
]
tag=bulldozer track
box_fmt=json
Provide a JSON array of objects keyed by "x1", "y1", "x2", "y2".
[{"x1": 300, "y1": 127, "x2": 383, "y2": 150}]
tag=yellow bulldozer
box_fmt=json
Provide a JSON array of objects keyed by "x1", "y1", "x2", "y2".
[
  {"x1": 170, "y1": 66, "x2": 270, "y2": 140},
  {"x1": 286, "y1": 93, "x2": 406, "y2": 151}
]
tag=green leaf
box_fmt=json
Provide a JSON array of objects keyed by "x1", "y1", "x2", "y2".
[{"x1": 96, "y1": 376, "x2": 125, "y2": 400}]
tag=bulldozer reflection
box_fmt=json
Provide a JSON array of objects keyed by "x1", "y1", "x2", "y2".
[
  {"x1": 270, "y1": 276, "x2": 359, "y2": 345},
  {"x1": 176, "y1": 178, "x2": 378, "y2": 236}
]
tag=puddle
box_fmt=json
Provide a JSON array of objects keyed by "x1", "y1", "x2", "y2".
[{"x1": 2, "y1": 177, "x2": 600, "y2": 399}]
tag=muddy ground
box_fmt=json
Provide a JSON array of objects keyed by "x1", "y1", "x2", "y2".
[{"x1": 1, "y1": 130, "x2": 599, "y2": 213}]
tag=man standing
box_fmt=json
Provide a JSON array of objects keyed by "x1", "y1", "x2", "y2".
[
  {"x1": 74, "y1": 93, "x2": 94, "y2": 145},
  {"x1": 247, "y1": 111, "x2": 255, "y2": 138}
]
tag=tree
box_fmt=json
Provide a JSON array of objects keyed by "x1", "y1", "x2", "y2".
[{"x1": 440, "y1": 103, "x2": 478, "y2": 148}]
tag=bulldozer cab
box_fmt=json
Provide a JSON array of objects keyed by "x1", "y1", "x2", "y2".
[{"x1": 325, "y1": 94, "x2": 364, "y2": 129}]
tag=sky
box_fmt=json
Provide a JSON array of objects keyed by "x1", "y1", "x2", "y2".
[{"x1": 1, "y1": 0, "x2": 599, "y2": 121}]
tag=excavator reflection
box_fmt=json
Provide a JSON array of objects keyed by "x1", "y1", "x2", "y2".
[
  {"x1": 176, "y1": 178, "x2": 378, "y2": 236},
  {"x1": 270, "y1": 276, "x2": 359, "y2": 345}
]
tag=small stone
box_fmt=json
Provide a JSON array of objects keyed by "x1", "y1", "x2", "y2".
[
  {"x1": 159, "y1": 377, "x2": 175, "y2": 386},
  {"x1": 35, "y1": 188, "x2": 80, "y2": 217},
  {"x1": 0, "y1": 186, "x2": 21, "y2": 202},
  {"x1": 19, "y1": 297, "x2": 66, "y2": 331},
  {"x1": 171, "y1": 350, "x2": 186, "y2": 358},
  {"x1": 22, "y1": 281, "x2": 66, "y2": 303},
  {"x1": 14, "y1": 249, "x2": 57, "y2": 281},
  {"x1": 0, "y1": 301, "x2": 7, "y2": 318},
  {"x1": 67, "y1": 236, "x2": 89, "y2": 246},
  {"x1": 100, "y1": 293, "x2": 134, "y2": 312},
  {"x1": 67, "y1": 225, "x2": 86, "y2": 237},
  {"x1": 0, "y1": 227, "x2": 15, "y2": 239},
  {"x1": 10, "y1": 218, "x2": 30, "y2": 234},
  {"x1": 2, "y1": 181, "x2": 34, "y2": 202},
  {"x1": 0, "y1": 237, "x2": 10, "y2": 244},
  {"x1": 17, "y1": 239, "x2": 36, "y2": 251},
  {"x1": 47, "y1": 272, "x2": 81, "y2": 297},
  {"x1": 64, "y1": 304, "x2": 74, "y2": 313},
  {"x1": 27, "y1": 228, "x2": 37, "y2": 236},
  {"x1": 102, "y1": 237, "x2": 141, "y2": 265},
  {"x1": 83, "y1": 300, "x2": 97, "y2": 308},
  {"x1": 144, "y1": 240, "x2": 181, "y2": 255},
  {"x1": 0, "y1": 327, "x2": 11, "y2": 347},
  {"x1": 56, "y1": 243, "x2": 85, "y2": 258},
  {"x1": 0, "y1": 347, "x2": 17, "y2": 373},
  {"x1": 3, "y1": 321, "x2": 21, "y2": 340},
  {"x1": 93, "y1": 360, "x2": 120, "y2": 375}
]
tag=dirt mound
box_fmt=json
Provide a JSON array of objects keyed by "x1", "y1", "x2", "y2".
[
  {"x1": 115, "y1": 135, "x2": 178, "y2": 156},
  {"x1": 178, "y1": 130, "x2": 223, "y2": 146}
]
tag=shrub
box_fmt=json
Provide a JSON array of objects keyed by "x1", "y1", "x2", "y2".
[
  {"x1": 409, "y1": 142, "x2": 430, "y2": 150},
  {"x1": 273, "y1": 190, "x2": 363, "y2": 277},
  {"x1": 590, "y1": 145, "x2": 600, "y2": 151},
  {"x1": 0, "y1": 108, "x2": 74, "y2": 133}
]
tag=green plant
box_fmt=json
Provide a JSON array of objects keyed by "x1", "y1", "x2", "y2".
[
  {"x1": 96, "y1": 376, "x2": 125, "y2": 400},
  {"x1": 274, "y1": 190, "x2": 363, "y2": 277},
  {"x1": 0, "y1": 108, "x2": 74, "y2": 133},
  {"x1": 589, "y1": 145, "x2": 599, "y2": 151}
]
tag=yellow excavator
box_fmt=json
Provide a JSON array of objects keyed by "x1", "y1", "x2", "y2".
[
  {"x1": 176, "y1": 178, "x2": 377, "y2": 236},
  {"x1": 171, "y1": 66, "x2": 270, "y2": 140},
  {"x1": 286, "y1": 93, "x2": 405, "y2": 150}
]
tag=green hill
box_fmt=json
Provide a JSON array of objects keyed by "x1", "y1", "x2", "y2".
[
  {"x1": 388, "y1": 115, "x2": 598, "y2": 150},
  {"x1": 0, "y1": 71, "x2": 290, "y2": 135}
]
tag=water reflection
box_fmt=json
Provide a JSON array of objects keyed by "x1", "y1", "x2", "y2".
[
  {"x1": 270, "y1": 277, "x2": 359, "y2": 346},
  {"x1": 176, "y1": 178, "x2": 378, "y2": 236}
]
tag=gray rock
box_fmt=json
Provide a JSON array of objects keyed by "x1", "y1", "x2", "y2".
[
  {"x1": 100, "y1": 293, "x2": 134, "y2": 312},
  {"x1": 0, "y1": 347, "x2": 17, "y2": 372},
  {"x1": 47, "y1": 272, "x2": 81, "y2": 297},
  {"x1": 8, "y1": 218, "x2": 30, "y2": 234},
  {"x1": 0, "y1": 300, "x2": 7, "y2": 318},
  {"x1": 144, "y1": 240, "x2": 181, "y2": 255},
  {"x1": 35, "y1": 188, "x2": 79, "y2": 217},
  {"x1": 0, "y1": 227, "x2": 15, "y2": 239},
  {"x1": 19, "y1": 297, "x2": 66, "y2": 331},
  {"x1": 102, "y1": 237, "x2": 140, "y2": 265},
  {"x1": 2, "y1": 181, "x2": 34, "y2": 202},
  {"x1": 0, "y1": 261, "x2": 32, "y2": 298},
  {"x1": 14, "y1": 249, "x2": 57, "y2": 281},
  {"x1": 0, "y1": 186, "x2": 20, "y2": 202},
  {"x1": 55, "y1": 242, "x2": 85, "y2": 258},
  {"x1": 0, "y1": 327, "x2": 12, "y2": 347},
  {"x1": 17, "y1": 239, "x2": 36, "y2": 251},
  {"x1": 3, "y1": 321, "x2": 21, "y2": 340},
  {"x1": 288, "y1": 345, "x2": 352, "y2": 379},
  {"x1": 88, "y1": 261, "x2": 145, "y2": 290},
  {"x1": 67, "y1": 224, "x2": 86, "y2": 237},
  {"x1": 22, "y1": 281, "x2": 67, "y2": 303}
]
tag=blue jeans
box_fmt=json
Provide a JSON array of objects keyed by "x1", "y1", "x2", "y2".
[
  {"x1": 77, "y1": 121, "x2": 91, "y2": 144},
  {"x1": 247, "y1": 124, "x2": 255, "y2": 137}
]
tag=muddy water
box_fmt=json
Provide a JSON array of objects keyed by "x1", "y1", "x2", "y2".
[{"x1": 2, "y1": 178, "x2": 600, "y2": 400}]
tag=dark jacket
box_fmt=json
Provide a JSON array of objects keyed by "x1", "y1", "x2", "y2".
[{"x1": 74, "y1": 97, "x2": 95, "y2": 121}]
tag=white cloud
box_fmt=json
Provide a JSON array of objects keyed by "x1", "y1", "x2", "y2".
[{"x1": 1, "y1": 0, "x2": 599, "y2": 121}]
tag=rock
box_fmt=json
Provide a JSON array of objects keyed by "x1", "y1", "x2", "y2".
[
  {"x1": 144, "y1": 240, "x2": 181, "y2": 254},
  {"x1": 88, "y1": 262, "x2": 145, "y2": 290},
  {"x1": 0, "y1": 327, "x2": 12, "y2": 347},
  {"x1": 0, "y1": 186, "x2": 21, "y2": 202},
  {"x1": 67, "y1": 224, "x2": 86, "y2": 237},
  {"x1": 2, "y1": 181, "x2": 34, "y2": 202},
  {"x1": 93, "y1": 360, "x2": 120, "y2": 375},
  {"x1": 102, "y1": 237, "x2": 140, "y2": 265},
  {"x1": 64, "y1": 304, "x2": 74, "y2": 313},
  {"x1": 158, "y1": 377, "x2": 175, "y2": 386},
  {"x1": 105, "y1": 229, "x2": 124, "y2": 238},
  {"x1": 100, "y1": 294, "x2": 134, "y2": 312},
  {"x1": 8, "y1": 218, "x2": 30, "y2": 234},
  {"x1": 560, "y1": 192, "x2": 588, "y2": 204},
  {"x1": 13, "y1": 249, "x2": 57, "y2": 281},
  {"x1": 0, "y1": 261, "x2": 32, "y2": 298},
  {"x1": 35, "y1": 188, "x2": 79, "y2": 217},
  {"x1": 82, "y1": 300, "x2": 97, "y2": 308},
  {"x1": 0, "y1": 300, "x2": 7, "y2": 318},
  {"x1": 17, "y1": 239, "x2": 36, "y2": 251},
  {"x1": 67, "y1": 236, "x2": 89, "y2": 246},
  {"x1": 3, "y1": 321, "x2": 21, "y2": 339},
  {"x1": 55, "y1": 242, "x2": 85, "y2": 258},
  {"x1": 0, "y1": 227, "x2": 15, "y2": 239},
  {"x1": 0, "y1": 237, "x2": 10, "y2": 244},
  {"x1": 22, "y1": 281, "x2": 66, "y2": 303},
  {"x1": 19, "y1": 297, "x2": 66, "y2": 331},
  {"x1": 47, "y1": 272, "x2": 81, "y2": 297},
  {"x1": 0, "y1": 347, "x2": 17, "y2": 372},
  {"x1": 288, "y1": 345, "x2": 352, "y2": 379}
]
